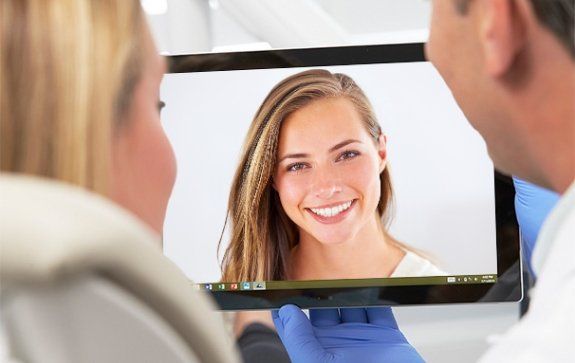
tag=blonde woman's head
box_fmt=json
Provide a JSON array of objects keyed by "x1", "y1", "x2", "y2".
[
  {"x1": 221, "y1": 69, "x2": 393, "y2": 281},
  {"x1": 1, "y1": 0, "x2": 176, "y2": 233}
]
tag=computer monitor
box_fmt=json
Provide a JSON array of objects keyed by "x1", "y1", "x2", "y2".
[{"x1": 161, "y1": 44, "x2": 521, "y2": 310}]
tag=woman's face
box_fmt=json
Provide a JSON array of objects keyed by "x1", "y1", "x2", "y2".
[
  {"x1": 109, "y1": 29, "x2": 177, "y2": 235},
  {"x1": 274, "y1": 97, "x2": 387, "y2": 245}
]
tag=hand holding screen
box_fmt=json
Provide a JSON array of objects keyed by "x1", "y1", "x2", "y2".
[{"x1": 272, "y1": 305, "x2": 423, "y2": 363}]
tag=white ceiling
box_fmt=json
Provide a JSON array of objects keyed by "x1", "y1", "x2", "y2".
[
  {"x1": 144, "y1": 0, "x2": 432, "y2": 54},
  {"x1": 316, "y1": 0, "x2": 431, "y2": 34}
]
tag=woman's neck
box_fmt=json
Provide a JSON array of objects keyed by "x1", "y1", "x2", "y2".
[{"x1": 289, "y1": 218, "x2": 405, "y2": 280}]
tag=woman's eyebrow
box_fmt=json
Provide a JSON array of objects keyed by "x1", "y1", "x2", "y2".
[
  {"x1": 329, "y1": 139, "x2": 361, "y2": 152},
  {"x1": 278, "y1": 153, "x2": 309, "y2": 163},
  {"x1": 278, "y1": 139, "x2": 362, "y2": 163}
]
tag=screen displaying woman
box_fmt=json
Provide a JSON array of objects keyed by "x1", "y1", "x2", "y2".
[{"x1": 220, "y1": 69, "x2": 445, "y2": 283}]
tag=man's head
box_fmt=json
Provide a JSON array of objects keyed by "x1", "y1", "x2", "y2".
[{"x1": 426, "y1": 0, "x2": 575, "y2": 193}]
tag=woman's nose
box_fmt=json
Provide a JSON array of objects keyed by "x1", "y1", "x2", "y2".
[{"x1": 312, "y1": 168, "x2": 342, "y2": 199}]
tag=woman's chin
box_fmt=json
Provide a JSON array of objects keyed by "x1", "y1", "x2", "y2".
[{"x1": 312, "y1": 232, "x2": 354, "y2": 246}]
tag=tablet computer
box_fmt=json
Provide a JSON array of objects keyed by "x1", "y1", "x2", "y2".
[{"x1": 161, "y1": 43, "x2": 522, "y2": 310}]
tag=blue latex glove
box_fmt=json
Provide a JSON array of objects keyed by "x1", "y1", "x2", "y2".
[
  {"x1": 272, "y1": 305, "x2": 424, "y2": 363},
  {"x1": 513, "y1": 177, "x2": 559, "y2": 276}
]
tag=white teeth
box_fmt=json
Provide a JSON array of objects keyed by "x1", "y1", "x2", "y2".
[{"x1": 310, "y1": 201, "x2": 352, "y2": 218}]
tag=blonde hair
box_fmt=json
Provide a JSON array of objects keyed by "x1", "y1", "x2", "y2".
[
  {"x1": 220, "y1": 69, "x2": 395, "y2": 282},
  {"x1": 1, "y1": 0, "x2": 145, "y2": 193}
]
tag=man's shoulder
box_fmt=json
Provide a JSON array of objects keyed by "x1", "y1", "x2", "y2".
[
  {"x1": 531, "y1": 180, "x2": 575, "y2": 277},
  {"x1": 479, "y1": 182, "x2": 575, "y2": 362},
  {"x1": 479, "y1": 278, "x2": 575, "y2": 362}
]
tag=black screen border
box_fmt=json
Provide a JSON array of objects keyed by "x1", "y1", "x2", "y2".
[{"x1": 166, "y1": 43, "x2": 522, "y2": 310}]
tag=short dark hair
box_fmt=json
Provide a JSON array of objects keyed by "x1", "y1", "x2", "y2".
[
  {"x1": 530, "y1": 0, "x2": 574, "y2": 58},
  {"x1": 455, "y1": 0, "x2": 574, "y2": 58}
]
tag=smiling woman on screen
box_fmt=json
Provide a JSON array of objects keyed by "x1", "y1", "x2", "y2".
[{"x1": 220, "y1": 69, "x2": 445, "y2": 283}]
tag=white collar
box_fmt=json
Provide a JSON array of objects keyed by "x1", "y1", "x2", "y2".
[{"x1": 531, "y1": 179, "x2": 575, "y2": 275}]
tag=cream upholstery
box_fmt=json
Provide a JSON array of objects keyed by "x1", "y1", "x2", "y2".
[{"x1": 0, "y1": 174, "x2": 240, "y2": 363}]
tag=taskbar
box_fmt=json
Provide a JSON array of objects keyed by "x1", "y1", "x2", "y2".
[{"x1": 195, "y1": 274, "x2": 498, "y2": 292}]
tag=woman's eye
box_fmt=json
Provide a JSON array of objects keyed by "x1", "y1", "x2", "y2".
[
  {"x1": 157, "y1": 100, "x2": 166, "y2": 113},
  {"x1": 337, "y1": 150, "x2": 360, "y2": 162},
  {"x1": 287, "y1": 163, "x2": 308, "y2": 172}
]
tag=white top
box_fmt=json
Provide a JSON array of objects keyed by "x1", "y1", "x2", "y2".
[
  {"x1": 391, "y1": 251, "x2": 447, "y2": 277},
  {"x1": 480, "y1": 180, "x2": 575, "y2": 362}
]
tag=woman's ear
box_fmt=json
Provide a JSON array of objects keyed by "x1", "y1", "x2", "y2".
[{"x1": 378, "y1": 133, "x2": 387, "y2": 173}]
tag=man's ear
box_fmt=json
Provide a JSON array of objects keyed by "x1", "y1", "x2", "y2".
[
  {"x1": 480, "y1": 0, "x2": 527, "y2": 77},
  {"x1": 378, "y1": 134, "x2": 387, "y2": 173}
]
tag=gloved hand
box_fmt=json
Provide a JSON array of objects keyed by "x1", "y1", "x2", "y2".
[
  {"x1": 513, "y1": 177, "x2": 559, "y2": 276},
  {"x1": 272, "y1": 305, "x2": 424, "y2": 363}
]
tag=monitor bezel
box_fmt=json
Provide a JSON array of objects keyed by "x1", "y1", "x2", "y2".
[{"x1": 166, "y1": 43, "x2": 522, "y2": 310}]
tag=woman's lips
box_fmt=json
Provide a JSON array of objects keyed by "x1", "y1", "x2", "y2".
[{"x1": 305, "y1": 199, "x2": 356, "y2": 224}]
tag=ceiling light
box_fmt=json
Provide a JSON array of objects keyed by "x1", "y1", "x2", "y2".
[{"x1": 141, "y1": 0, "x2": 168, "y2": 15}]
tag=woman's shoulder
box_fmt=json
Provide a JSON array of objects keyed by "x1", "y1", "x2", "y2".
[{"x1": 391, "y1": 250, "x2": 447, "y2": 277}]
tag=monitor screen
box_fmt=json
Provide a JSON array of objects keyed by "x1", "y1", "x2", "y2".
[{"x1": 160, "y1": 44, "x2": 520, "y2": 309}]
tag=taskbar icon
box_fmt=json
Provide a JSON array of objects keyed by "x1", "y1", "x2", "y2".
[
  {"x1": 253, "y1": 281, "x2": 266, "y2": 290},
  {"x1": 197, "y1": 281, "x2": 267, "y2": 291},
  {"x1": 241, "y1": 282, "x2": 251, "y2": 290}
]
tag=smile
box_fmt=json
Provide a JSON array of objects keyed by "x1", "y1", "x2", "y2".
[{"x1": 308, "y1": 200, "x2": 353, "y2": 218}]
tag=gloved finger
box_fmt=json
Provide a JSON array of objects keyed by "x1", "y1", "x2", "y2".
[
  {"x1": 340, "y1": 307, "x2": 368, "y2": 323},
  {"x1": 272, "y1": 309, "x2": 284, "y2": 337},
  {"x1": 310, "y1": 308, "x2": 341, "y2": 327},
  {"x1": 513, "y1": 177, "x2": 559, "y2": 275},
  {"x1": 276, "y1": 305, "x2": 328, "y2": 362},
  {"x1": 513, "y1": 177, "x2": 559, "y2": 245},
  {"x1": 366, "y1": 307, "x2": 398, "y2": 328}
]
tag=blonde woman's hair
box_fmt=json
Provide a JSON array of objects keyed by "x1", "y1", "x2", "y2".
[
  {"x1": 220, "y1": 69, "x2": 395, "y2": 282},
  {"x1": 1, "y1": 0, "x2": 145, "y2": 193}
]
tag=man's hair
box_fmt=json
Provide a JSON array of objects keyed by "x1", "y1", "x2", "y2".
[
  {"x1": 456, "y1": 0, "x2": 574, "y2": 58},
  {"x1": 530, "y1": 0, "x2": 574, "y2": 57}
]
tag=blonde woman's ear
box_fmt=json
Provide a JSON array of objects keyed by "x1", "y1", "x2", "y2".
[{"x1": 378, "y1": 134, "x2": 388, "y2": 173}]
